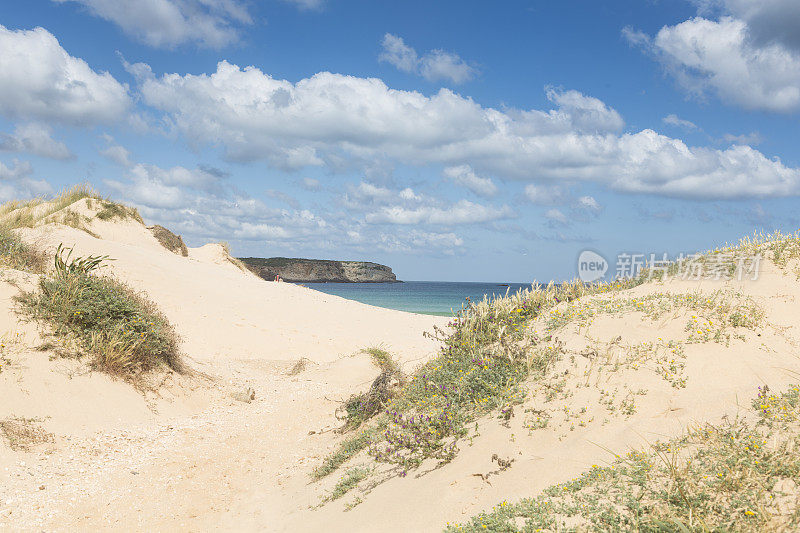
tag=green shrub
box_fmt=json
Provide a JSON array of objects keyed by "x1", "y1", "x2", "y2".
[{"x1": 17, "y1": 247, "x2": 181, "y2": 375}]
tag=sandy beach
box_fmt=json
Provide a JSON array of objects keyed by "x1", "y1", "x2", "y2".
[{"x1": 0, "y1": 197, "x2": 799, "y2": 532}]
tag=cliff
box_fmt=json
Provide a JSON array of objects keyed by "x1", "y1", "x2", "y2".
[{"x1": 238, "y1": 257, "x2": 399, "y2": 283}]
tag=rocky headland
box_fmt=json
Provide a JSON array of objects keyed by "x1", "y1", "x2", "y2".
[{"x1": 238, "y1": 257, "x2": 399, "y2": 283}]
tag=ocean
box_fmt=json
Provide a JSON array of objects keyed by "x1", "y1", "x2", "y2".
[{"x1": 300, "y1": 281, "x2": 534, "y2": 316}]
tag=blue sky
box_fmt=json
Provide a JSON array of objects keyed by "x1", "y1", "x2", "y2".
[{"x1": 0, "y1": 0, "x2": 799, "y2": 282}]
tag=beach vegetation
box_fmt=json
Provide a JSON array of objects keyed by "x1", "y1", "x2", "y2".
[
  {"x1": 17, "y1": 244, "x2": 181, "y2": 375},
  {"x1": 149, "y1": 225, "x2": 189, "y2": 256},
  {"x1": 447, "y1": 385, "x2": 800, "y2": 532},
  {"x1": 0, "y1": 225, "x2": 48, "y2": 273}
]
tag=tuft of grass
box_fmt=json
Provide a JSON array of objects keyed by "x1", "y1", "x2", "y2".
[
  {"x1": 312, "y1": 426, "x2": 382, "y2": 480},
  {"x1": 339, "y1": 348, "x2": 404, "y2": 431},
  {"x1": 149, "y1": 225, "x2": 188, "y2": 256},
  {"x1": 0, "y1": 184, "x2": 102, "y2": 231},
  {"x1": 324, "y1": 466, "x2": 373, "y2": 502},
  {"x1": 95, "y1": 200, "x2": 143, "y2": 223},
  {"x1": 447, "y1": 385, "x2": 800, "y2": 532},
  {"x1": 0, "y1": 417, "x2": 54, "y2": 451},
  {"x1": 0, "y1": 226, "x2": 48, "y2": 272},
  {"x1": 17, "y1": 246, "x2": 181, "y2": 375},
  {"x1": 219, "y1": 241, "x2": 249, "y2": 272}
]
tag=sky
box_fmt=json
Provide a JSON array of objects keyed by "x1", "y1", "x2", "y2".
[{"x1": 0, "y1": 0, "x2": 799, "y2": 282}]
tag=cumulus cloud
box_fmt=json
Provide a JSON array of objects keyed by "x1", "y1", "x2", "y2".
[
  {"x1": 365, "y1": 199, "x2": 514, "y2": 225},
  {"x1": 0, "y1": 123, "x2": 73, "y2": 160},
  {"x1": 0, "y1": 159, "x2": 52, "y2": 202},
  {"x1": 442, "y1": 165, "x2": 497, "y2": 197},
  {"x1": 52, "y1": 0, "x2": 253, "y2": 48},
  {"x1": 544, "y1": 208, "x2": 569, "y2": 226},
  {"x1": 0, "y1": 159, "x2": 34, "y2": 181},
  {"x1": 576, "y1": 195, "x2": 601, "y2": 211},
  {"x1": 524, "y1": 184, "x2": 567, "y2": 205},
  {"x1": 105, "y1": 161, "x2": 334, "y2": 246},
  {"x1": 703, "y1": 0, "x2": 800, "y2": 52},
  {"x1": 663, "y1": 114, "x2": 698, "y2": 130},
  {"x1": 0, "y1": 26, "x2": 130, "y2": 126},
  {"x1": 625, "y1": 15, "x2": 800, "y2": 113},
  {"x1": 132, "y1": 60, "x2": 800, "y2": 199},
  {"x1": 380, "y1": 33, "x2": 477, "y2": 84},
  {"x1": 376, "y1": 230, "x2": 464, "y2": 254},
  {"x1": 99, "y1": 134, "x2": 132, "y2": 166}
]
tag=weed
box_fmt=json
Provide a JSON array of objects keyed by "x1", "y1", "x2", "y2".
[
  {"x1": 0, "y1": 417, "x2": 54, "y2": 451},
  {"x1": 17, "y1": 247, "x2": 181, "y2": 375},
  {"x1": 95, "y1": 200, "x2": 143, "y2": 223},
  {"x1": 149, "y1": 225, "x2": 188, "y2": 256},
  {"x1": 447, "y1": 385, "x2": 800, "y2": 532},
  {"x1": 323, "y1": 466, "x2": 372, "y2": 502},
  {"x1": 0, "y1": 226, "x2": 47, "y2": 272}
]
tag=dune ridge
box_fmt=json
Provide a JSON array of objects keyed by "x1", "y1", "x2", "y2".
[{"x1": 1, "y1": 192, "x2": 800, "y2": 531}]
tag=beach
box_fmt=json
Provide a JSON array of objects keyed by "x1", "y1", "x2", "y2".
[{"x1": 1, "y1": 195, "x2": 800, "y2": 531}]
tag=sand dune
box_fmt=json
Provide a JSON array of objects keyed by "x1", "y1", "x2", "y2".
[{"x1": 2, "y1": 197, "x2": 800, "y2": 531}]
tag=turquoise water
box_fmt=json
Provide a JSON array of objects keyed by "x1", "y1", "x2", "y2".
[{"x1": 301, "y1": 281, "x2": 534, "y2": 316}]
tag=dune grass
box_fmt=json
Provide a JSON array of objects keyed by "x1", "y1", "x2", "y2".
[
  {"x1": 446, "y1": 385, "x2": 800, "y2": 532},
  {"x1": 0, "y1": 226, "x2": 48, "y2": 273},
  {"x1": 313, "y1": 281, "x2": 625, "y2": 482},
  {"x1": 17, "y1": 245, "x2": 181, "y2": 375},
  {"x1": 149, "y1": 225, "x2": 189, "y2": 256}
]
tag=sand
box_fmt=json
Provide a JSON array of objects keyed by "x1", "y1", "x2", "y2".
[{"x1": 2, "y1": 198, "x2": 800, "y2": 531}]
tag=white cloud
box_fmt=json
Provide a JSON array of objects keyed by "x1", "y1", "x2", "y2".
[
  {"x1": 380, "y1": 33, "x2": 477, "y2": 84},
  {"x1": 0, "y1": 159, "x2": 33, "y2": 181},
  {"x1": 52, "y1": 0, "x2": 253, "y2": 48},
  {"x1": 0, "y1": 123, "x2": 73, "y2": 160},
  {"x1": 544, "y1": 208, "x2": 568, "y2": 226},
  {"x1": 134, "y1": 60, "x2": 800, "y2": 199},
  {"x1": 576, "y1": 196, "x2": 601, "y2": 211},
  {"x1": 626, "y1": 16, "x2": 800, "y2": 113},
  {"x1": 377, "y1": 230, "x2": 464, "y2": 254},
  {"x1": 443, "y1": 165, "x2": 497, "y2": 197},
  {"x1": 709, "y1": 0, "x2": 800, "y2": 52},
  {"x1": 105, "y1": 161, "x2": 332, "y2": 244},
  {"x1": 365, "y1": 199, "x2": 514, "y2": 225},
  {"x1": 722, "y1": 131, "x2": 763, "y2": 145},
  {"x1": 99, "y1": 134, "x2": 132, "y2": 166},
  {"x1": 524, "y1": 184, "x2": 567, "y2": 205},
  {"x1": 663, "y1": 114, "x2": 698, "y2": 130},
  {"x1": 0, "y1": 158, "x2": 52, "y2": 202},
  {"x1": 0, "y1": 26, "x2": 130, "y2": 126}
]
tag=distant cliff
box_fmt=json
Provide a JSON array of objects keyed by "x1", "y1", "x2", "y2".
[{"x1": 239, "y1": 257, "x2": 400, "y2": 283}]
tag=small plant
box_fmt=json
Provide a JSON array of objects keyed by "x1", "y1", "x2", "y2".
[
  {"x1": 149, "y1": 225, "x2": 188, "y2": 256},
  {"x1": 0, "y1": 226, "x2": 47, "y2": 272},
  {"x1": 95, "y1": 200, "x2": 143, "y2": 223},
  {"x1": 53, "y1": 243, "x2": 109, "y2": 278},
  {"x1": 17, "y1": 246, "x2": 181, "y2": 375},
  {"x1": 447, "y1": 385, "x2": 800, "y2": 532},
  {"x1": 322, "y1": 466, "x2": 372, "y2": 503},
  {"x1": 0, "y1": 417, "x2": 54, "y2": 451}
]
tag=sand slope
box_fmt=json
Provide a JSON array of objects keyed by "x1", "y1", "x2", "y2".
[{"x1": 2, "y1": 198, "x2": 800, "y2": 532}]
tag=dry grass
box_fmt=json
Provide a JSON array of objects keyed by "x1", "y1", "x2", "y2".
[
  {"x1": 149, "y1": 225, "x2": 189, "y2": 256},
  {"x1": 219, "y1": 241, "x2": 249, "y2": 272},
  {"x1": 0, "y1": 417, "x2": 54, "y2": 451}
]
